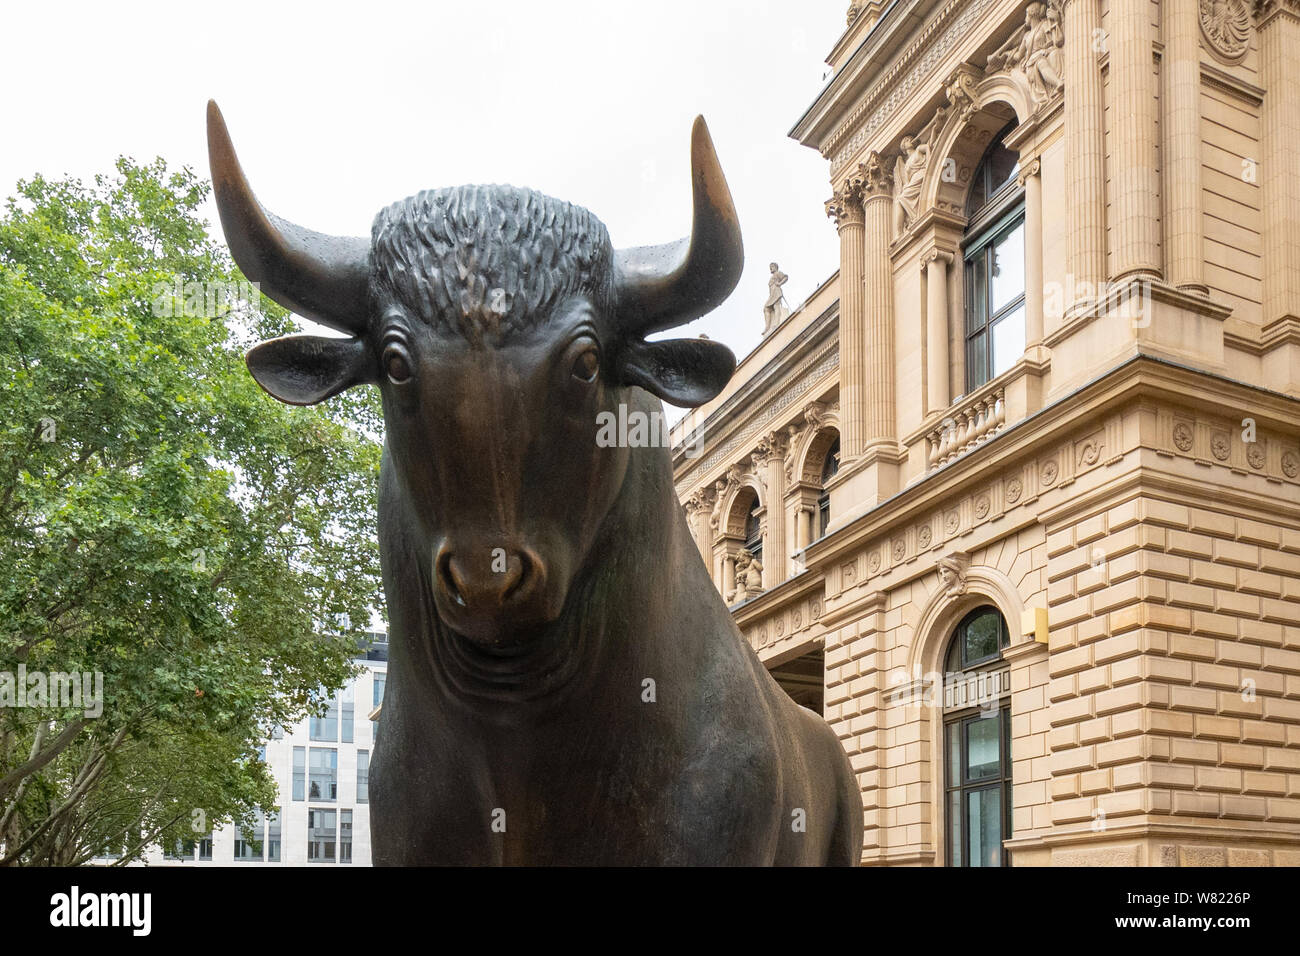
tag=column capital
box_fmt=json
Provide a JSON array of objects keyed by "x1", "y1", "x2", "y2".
[
  {"x1": 923, "y1": 247, "x2": 955, "y2": 268},
  {"x1": 859, "y1": 150, "x2": 893, "y2": 200},
  {"x1": 825, "y1": 175, "x2": 866, "y2": 227},
  {"x1": 1016, "y1": 157, "x2": 1042, "y2": 187}
]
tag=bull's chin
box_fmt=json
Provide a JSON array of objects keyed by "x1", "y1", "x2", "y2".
[{"x1": 434, "y1": 602, "x2": 562, "y2": 652}]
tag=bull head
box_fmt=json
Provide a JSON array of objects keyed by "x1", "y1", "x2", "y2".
[{"x1": 209, "y1": 101, "x2": 742, "y2": 646}]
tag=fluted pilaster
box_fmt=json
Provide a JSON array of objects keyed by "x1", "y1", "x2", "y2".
[
  {"x1": 1257, "y1": 0, "x2": 1300, "y2": 324},
  {"x1": 1163, "y1": 0, "x2": 1207, "y2": 292},
  {"x1": 860, "y1": 152, "x2": 896, "y2": 446},
  {"x1": 827, "y1": 172, "x2": 867, "y2": 458},
  {"x1": 1062, "y1": 0, "x2": 1107, "y2": 301},
  {"x1": 1110, "y1": 0, "x2": 1162, "y2": 280}
]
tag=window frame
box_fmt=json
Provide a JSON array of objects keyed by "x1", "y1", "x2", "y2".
[
  {"x1": 942, "y1": 606, "x2": 1013, "y2": 868},
  {"x1": 962, "y1": 124, "x2": 1026, "y2": 394}
]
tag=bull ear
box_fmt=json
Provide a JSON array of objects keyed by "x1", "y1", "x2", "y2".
[
  {"x1": 620, "y1": 337, "x2": 735, "y2": 408},
  {"x1": 246, "y1": 335, "x2": 375, "y2": 406}
]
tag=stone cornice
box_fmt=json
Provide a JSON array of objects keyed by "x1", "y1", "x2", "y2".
[
  {"x1": 1255, "y1": 0, "x2": 1300, "y2": 29},
  {"x1": 803, "y1": 354, "x2": 1300, "y2": 569}
]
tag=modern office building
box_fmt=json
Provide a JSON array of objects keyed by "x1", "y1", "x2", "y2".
[
  {"x1": 140, "y1": 633, "x2": 388, "y2": 866},
  {"x1": 672, "y1": 0, "x2": 1300, "y2": 865}
]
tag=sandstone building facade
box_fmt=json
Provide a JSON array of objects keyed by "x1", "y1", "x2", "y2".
[{"x1": 671, "y1": 0, "x2": 1300, "y2": 865}]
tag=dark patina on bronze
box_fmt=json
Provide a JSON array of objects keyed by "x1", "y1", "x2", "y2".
[{"x1": 207, "y1": 100, "x2": 863, "y2": 865}]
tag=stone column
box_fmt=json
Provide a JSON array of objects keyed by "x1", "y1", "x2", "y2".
[
  {"x1": 1110, "y1": 0, "x2": 1162, "y2": 281},
  {"x1": 754, "y1": 433, "x2": 788, "y2": 588},
  {"x1": 860, "y1": 152, "x2": 896, "y2": 445},
  {"x1": 1020, "y1": 160, "x2": 1045, "y2": 345},
  {"x1": 723, "y1": 554, "x2": 736, "y2": 601},
  {"x1": 1257, "y1": 0, "x2": 1300, "y2": 325},
  {"x1": 827, "y1": 174, "x2": 867, "y2": 459},
  {"x1": 1162, "y1": 0, "x2": 1207, "y2": 293},
  {"x1": 1061, "y1": 0, "x2": 1107, "y2": 302},
  {"x1": 925, "y1": 249, "x2": 952, "y2": 413}
]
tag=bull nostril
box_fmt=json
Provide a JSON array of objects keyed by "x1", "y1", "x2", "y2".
[{"x1": 439, "y1": 552, "x2": 467, "y2": 608}]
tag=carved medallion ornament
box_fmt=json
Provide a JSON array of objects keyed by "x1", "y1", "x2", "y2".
[
  {"x1": 1005, "y1": 476, "x2": 1023, "y2": 505},
  {"x1": 918, "y1": 524, "x2": 933, "y2": 549},
  {"x1": 1200, "y1": 0, "x2": 1252, "y2": 63},
  {"x1": 1283, "y1": 452, "x2": 1300, "y2": 479},
  {"x1": 1040, "y1": 460, "x2": 1059, "y2": 486},
  {"x1": 1211, "y1": 432, "x2": 1231, "y2": 461},
  {"x1": 1247, "y1": 443, "x2": 1266, "y2": 470},
  {"x1": 1173, "y1": 422, "x2": 1195, "y2": 452}
]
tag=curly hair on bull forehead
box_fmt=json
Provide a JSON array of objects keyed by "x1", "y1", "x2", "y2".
[{"x1": 370, "y1": 184, "x2": 614, "y2": 344}]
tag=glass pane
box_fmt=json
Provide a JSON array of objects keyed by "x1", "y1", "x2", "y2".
[
  {"x1": 966, "y1": 714, "x2": 1001, "y2": 780},
  {"x1": 373, "y1": 672, "x2": 386, "y2": 709},
  {"x1": 992, "y1": 304, "x2": 1026, "y2": 378},
  {"x1": 949, "y1": 790, "x2": 962, "y2": 867},
  {"x1": 990, "y1": 220, "x2": 1025, "y2": 314},
  {"x1": 964, "y1": 611, "x2": 1001, "y2": 664},
  {"x1": 967, "y1": 254, "x2": 988, "y2": 331},
  {"x1": 967, "y1": 330, "x2": 989, "y2": 391},
  {"x1": 947, "y1": 724, "x2": 961, "y2": 787},
  {"x1": 986, "y1": 144, "x2": 1020, "y2": 198},
  {"x1": 968, "y1": 787, "x2": 1003, "y2": 867}
]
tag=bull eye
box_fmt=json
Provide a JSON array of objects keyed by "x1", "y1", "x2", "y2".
[
  {"x1": 571, "y1": 346, "x2": 599, "y2": 384},
  {"x1": 384, "y1": 345, "x2": 412, "y2": 385}
]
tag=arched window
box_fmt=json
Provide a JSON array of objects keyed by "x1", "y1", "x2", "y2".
[
  {"x1": 963, "y1": 123, "x2": 1025, "y2": 392},
  {"x1": 942, "y1": 606, "x2": 1012, "y2": 867},
  {"x1": 816, "y1": 437, "x2": 840, "y2": 538},
  {"x1": 744, "y1": 496, "x2": 763, "y2": 567}
]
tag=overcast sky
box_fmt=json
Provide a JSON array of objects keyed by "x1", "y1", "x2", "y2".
[{"x1": 2, "y1": 0, "x2": 845, "y2": 420}]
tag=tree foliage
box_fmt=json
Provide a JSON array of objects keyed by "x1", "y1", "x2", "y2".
[{"x1": 0, "y1": 158, "x2": 382, "y2": 865}]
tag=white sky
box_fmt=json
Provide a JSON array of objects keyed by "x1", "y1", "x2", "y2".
[{"x1": 1, "y1": 0, "x2": 845, "y2": 420}]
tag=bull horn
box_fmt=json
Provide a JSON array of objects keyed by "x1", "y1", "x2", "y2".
[
  {"x1": 206, "y1": 100, "x2": 370, "y2": 334},
  {"x1": 614, "y1": 116, "x2": 743, "y2": 336}
]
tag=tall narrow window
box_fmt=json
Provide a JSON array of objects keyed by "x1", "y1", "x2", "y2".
[
  {"x1": 744, "y1": 497, "x2": 763, "y2": 568},
  {"x1": 309, "y1": 747, "x2": 338, "y2": 802},
  {"x1": 198, "y1": 832, "x2": 213, "y2": 862},
  {"x1": 266, "y1": 810, "x2": 282, "y2": 862},
  {"x1": 963, "y1": 124, "x2": 1025, "y2": 392},
  {"x1": 340, "y1": 809, "x2": 353, "y2": 864},
  {"x1": 816, "y1": 437, "x2": 840, "y2": 538},
  {"x1": 233, "y1": 810, "x2": 263, "y2": 862},
  {"x1": 341, "y1": 684, "x2": 354, "y2": 745},
  {"x1": 310, "y1": 690, "x2": 339, "y2": 742},
  {"x1": 943, "y1": 606, "x2": 1012, "y2": 867},
  {"x1": 357, "y1": 750, "x2": 369, "y2": 804},
  {"x1": 307, "y1": 809, "x2": 336, "y2": 862},
  {"x1": 372, "y1": 672, "x2": 386, "y2": 710},
  {"x1": 292, "y1": 746, "x2": 305, "y2": 801}
]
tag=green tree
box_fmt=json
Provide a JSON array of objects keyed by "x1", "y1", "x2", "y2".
[{"x1": 0, "y1": 157, "x2": 382, "y2": 865}]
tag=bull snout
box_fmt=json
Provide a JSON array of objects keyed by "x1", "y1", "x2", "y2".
[{"x1": 433, "y1": 541, "x2": 550, "y2": 642}]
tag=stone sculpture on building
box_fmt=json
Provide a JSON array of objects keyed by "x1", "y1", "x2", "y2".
[
  {"x1": 892, "y1": 107, "x2": 947, "y2": 235},
  {"x1": 763, "y1": 262, "x2": 790, "y2": 333},
  {"x1": 987, "y1": 1, "x2": 1064, "y2": 106}
]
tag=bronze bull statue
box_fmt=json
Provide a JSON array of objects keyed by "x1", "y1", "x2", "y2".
[{"x1": 207, "y1": 100, "x2": 862, "y2": 864}]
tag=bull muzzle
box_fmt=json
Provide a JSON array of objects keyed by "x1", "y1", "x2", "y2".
[{"x1": 432, "y1": 540, "x2": 551, "y2": 644}]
